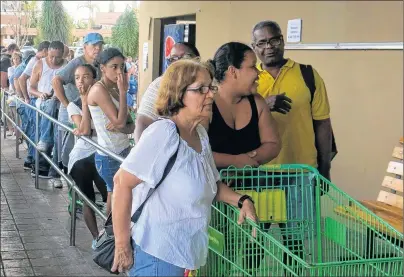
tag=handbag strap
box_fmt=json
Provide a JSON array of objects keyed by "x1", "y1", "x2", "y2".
[
  {"x1": 104, "y1": 120, "x2": 180, "y2": 226},
  {"x1": 130, "y1": 122, "x2": 180, "y2": 223}
]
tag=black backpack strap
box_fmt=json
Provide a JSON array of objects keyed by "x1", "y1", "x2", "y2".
[{"x1": 299, "y1": 64, "x2": 316, "y2": 104}]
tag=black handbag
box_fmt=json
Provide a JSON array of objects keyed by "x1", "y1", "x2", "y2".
[{"x1": 92, "y1": 123, "x2": 180, "y2": 274}]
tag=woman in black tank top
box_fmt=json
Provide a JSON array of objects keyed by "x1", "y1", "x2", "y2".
[{"x1": 206, "y1": 42, "x2": 281, "y2": 170}]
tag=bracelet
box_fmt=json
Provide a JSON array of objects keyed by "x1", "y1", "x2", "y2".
[{"x1": 238, "y1": 195, "x2": 254, "y2": 209}]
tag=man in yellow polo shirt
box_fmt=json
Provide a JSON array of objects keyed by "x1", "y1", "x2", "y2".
[
  {"x1": 251, "y1": 20, "x2": 334, "y2": 269},
  {"x1": 252, "y1": 20, "x2": 333, "y2": 180}
]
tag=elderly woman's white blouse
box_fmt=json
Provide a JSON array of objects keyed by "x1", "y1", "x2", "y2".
[{"x1": 120, "y1": 119, "x2": 219, "y2": 270}]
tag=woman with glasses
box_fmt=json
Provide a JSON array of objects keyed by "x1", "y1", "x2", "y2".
[
  {"x1": 207, "y1": 42, "x2": 281, "y2": 170},
  {"x1": 110, "y1": 59, "x2": 258, "y2": 276}
]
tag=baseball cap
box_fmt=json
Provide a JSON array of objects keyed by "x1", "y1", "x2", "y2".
[{"x1": 83, "y1": 33, "x2": 104, "y2": 45}]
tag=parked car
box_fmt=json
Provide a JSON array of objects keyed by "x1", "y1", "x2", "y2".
[
  {"x1": 74, "y1": 47, "x2": 84, "y2": 58},
  {"x1": 21, "y1": 46, "x2": 37, "y2": 54}
]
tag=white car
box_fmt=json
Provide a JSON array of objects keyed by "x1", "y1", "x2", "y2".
[
  {"x1": 21, "y1": 46, "x2": 37, "y2": 54},
  {"x1": 74, "y1": 47, "x2": 84, "y2": 58}
]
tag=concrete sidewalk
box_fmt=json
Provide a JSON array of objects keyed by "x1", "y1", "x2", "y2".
[{"x1": 0, "y1": 133, "x2": 117, "y2": 276}]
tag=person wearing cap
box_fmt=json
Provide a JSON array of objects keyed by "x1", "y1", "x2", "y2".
[{"x1": 50, "y1": 32, "x2": 104, "y2": 189}]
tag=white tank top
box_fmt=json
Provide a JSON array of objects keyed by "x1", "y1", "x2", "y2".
[
  {"x1": 88, "y1": 81, "x2": 130, "y2": 155},
  {"x1": 38, "y1": 57, "x2": 66, "y2": 94}
]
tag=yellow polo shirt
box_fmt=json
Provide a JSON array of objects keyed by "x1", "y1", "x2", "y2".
[{"x1": 257, "y1": 59, "x2": 330, "y2": 167}]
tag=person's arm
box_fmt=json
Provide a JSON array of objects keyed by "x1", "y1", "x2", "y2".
[
  {"x1": 134, "y1": 115, "x2": 154, "y2": 142},
  {"x1": 248, "y1": 95, "x2": 281, "y2": 164},
  {"x1": 311, "y1": 68, "x2": 332, "y2": 180},
  {"x1": 0, "y1": 72, "x2": 8, "y2": 89},
  {"x1": 52, "y1": 75, "x2": 69, "y2": 107},
  {"x1": 89, "y1": 77, "x2": 128, "y2": 129},
  {"x1": 314, "y1": 119, "x2": 332, "y2": 179},
  {"x1": 29, "y1": 60, "x2": 45, "y2": 98},
  {"x1": 70, "y1": 100, "x2": 92, "y2": 136},
  {"x1": 213, "y1": 152, "x2": 259, "y2": 168},
  {"x1": 18, "y1": 74, "x2": 30, "y2": 102},
  {"x1": 111, "y1": 168, "x2": 142, "y2": 273},
  {"x1": 13, "y1": 76, "x2": 22, "y2": 97}
]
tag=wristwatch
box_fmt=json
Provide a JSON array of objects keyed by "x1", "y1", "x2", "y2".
[{"x1": 238, "y1": 195, "x2": 254, "y2": 209}]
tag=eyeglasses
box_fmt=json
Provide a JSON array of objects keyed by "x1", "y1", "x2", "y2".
[
  {"x1": 166, "y1": 53, "x2": 195, "y2": 64},
  {"x1": 254, "y1": 35, "x2": 283, "y2": 49},
  {"x1": 186, "y1": 85, "x2": 218, "y2": 95}
]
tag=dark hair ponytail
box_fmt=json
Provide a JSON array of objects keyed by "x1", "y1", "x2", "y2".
[{"x1": 210, "y1": 42, "x2": 252, "y2": 82}]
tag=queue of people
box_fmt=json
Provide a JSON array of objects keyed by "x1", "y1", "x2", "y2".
[{"x1": 0, "y1": 19, "x2": 334, "y2": 277}]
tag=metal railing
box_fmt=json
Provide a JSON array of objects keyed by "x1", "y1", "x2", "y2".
[{"x1": 0, "y1": 89, "x2": 125, "y2": 246}]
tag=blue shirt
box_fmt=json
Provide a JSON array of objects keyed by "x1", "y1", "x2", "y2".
[{"x1": 9, "y1": 63, "x2": 26, "y2": 86}]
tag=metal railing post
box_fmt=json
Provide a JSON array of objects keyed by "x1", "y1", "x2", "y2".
[
  {"x1": 70, "y1": 188, "x2": 77, "y2": 246},
  {"x1": 35, "y1": 109, "x2": 39, "y2": 189},
  {"x1": 15, "y1": 112, "x2": 20, "y2": 159},
  {"x1": 3, "y1": 93, "x2": 7, "y2": 139}
]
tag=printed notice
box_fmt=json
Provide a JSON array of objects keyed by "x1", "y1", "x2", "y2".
[
  {"x1": 142, "y1": 42, "x2": 149, "y2": 71},
  {"x1": 287, "y1": 19, "x2": 302, "y2": 43}
]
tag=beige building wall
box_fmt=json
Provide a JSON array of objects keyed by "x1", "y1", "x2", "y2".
[{"x1": 138, "y1": 1, "x2": 403, "y2": 200}]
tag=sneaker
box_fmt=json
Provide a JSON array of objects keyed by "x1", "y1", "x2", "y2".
[
  {"x1": 92, "y1": 239, "x2": 97, "y2": 250},
  {"x1": 31, "y1": 169, "x2": 51, "y2": 179},
  {"x1": 49, "y1": 178, "x2": 63, "y2": 188},
  {"x1": 23, "y1": 161, "x2": 33, "y2": 170},
  {"x1": 37, "y1": 141, "x2": 48, "y2": 152}
]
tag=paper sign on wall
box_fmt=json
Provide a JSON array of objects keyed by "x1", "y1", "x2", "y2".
[
  {"x1": 142, "y1": 42, "x2": 149, "y2": 71},
  {"x1": 287, "y1": 19, "x2": 302, "y2": 43}
]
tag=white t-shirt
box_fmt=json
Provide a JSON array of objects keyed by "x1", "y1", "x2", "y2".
[
  {"x1": 120, "y1": 118, "x2": 219, "y2": 270},
  {"x1": 67, "y1": 102, "x2": 97, "y2": 173}
]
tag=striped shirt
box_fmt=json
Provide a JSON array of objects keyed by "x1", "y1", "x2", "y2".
[{"x1": 137, "y1": 76, "x2": 162, "y2": 120}]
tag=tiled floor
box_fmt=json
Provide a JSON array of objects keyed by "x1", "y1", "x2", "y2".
[{"x1": 1, "y1": 133, "x2": 118, "y2": 276}]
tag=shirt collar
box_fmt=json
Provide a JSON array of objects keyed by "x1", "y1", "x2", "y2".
[{"x1": 257, "y1": 58, "x2": 295, "y2": 72}]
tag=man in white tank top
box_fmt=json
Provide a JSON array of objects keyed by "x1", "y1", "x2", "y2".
[{"x1": 29, "y1": 41, "x2": 67, "y2": 180}]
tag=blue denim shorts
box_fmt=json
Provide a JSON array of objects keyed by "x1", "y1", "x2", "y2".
[
  {"x1": 95, "y1": 147, "x2": 131, "y2": 192},
  {"x1": 128, "y1": 241, "x2": 185, "y2": 277}
]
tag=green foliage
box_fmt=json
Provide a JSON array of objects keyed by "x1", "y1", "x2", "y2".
[
  {"x1": 111, "y1": 8, "x2": 139, "y2": 58},
  {"x1": 37, "y1": 0, "x2": 73, "y2": 45}
]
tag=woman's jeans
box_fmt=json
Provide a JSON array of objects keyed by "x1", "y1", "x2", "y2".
[
  {"x1": 128, "y1": 241, "x2": 184, "y2": 277},
  {"x1": 95, "y1": 147, "x2": 131, "y2": 192}
]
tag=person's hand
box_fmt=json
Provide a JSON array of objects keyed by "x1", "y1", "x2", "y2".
[
  {"x1": 78, "y1": 85, "x2": 91, "y2": 97},
  {"x1": 265, "y1": 93, "x2": 292, "y2": 114},
  {"x1": 234, "y1": 154, "x2": 259, "y2": 168},
  {"x1": 111, "y1": 243, "x2": 133, "y2": 273},
  {"x1": 40, "y1": 93, "x2": 48, "y2": 100},
  {"x1": 117, "y1": 73, "x2": 129, "y2": 94},
  {"x1": 105, "y1": 122, "x2": 118, "y2": 132},
  {"x1": 24, "y1": 98, "x2": 30, "y2": 104},
  {"x1": 72, "y1": 128, "x2": 81, "y2": 136},
  {"x1": 237, "y1": 198, "x2": 258, "y2": 237}
]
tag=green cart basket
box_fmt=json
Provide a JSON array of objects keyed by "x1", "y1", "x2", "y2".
[{"x1": 201, "y1": 164, "x2": 403, "y2": 276}]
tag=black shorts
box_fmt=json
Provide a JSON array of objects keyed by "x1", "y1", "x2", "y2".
[{"x1": 70, "y1": 154, "x2": 107, "y2": 202}]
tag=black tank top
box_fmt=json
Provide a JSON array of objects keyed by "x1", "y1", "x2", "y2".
[{"x1": 208, "y1": 94, "x2": 261, "y2": 156}]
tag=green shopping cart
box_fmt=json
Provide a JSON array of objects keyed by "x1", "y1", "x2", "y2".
[{"x1": 201, "y1": 164, "x2": 403, "y2": 276}]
